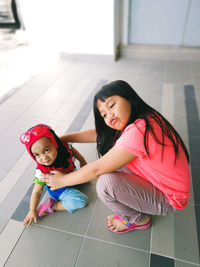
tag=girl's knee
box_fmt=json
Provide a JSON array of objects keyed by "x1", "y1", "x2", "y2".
[{"x1": 96, "y1": 172, "x2": 119, "y2": 201}]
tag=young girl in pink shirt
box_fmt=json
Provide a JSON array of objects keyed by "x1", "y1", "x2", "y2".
[{"x1": 41, "y1": 80, "x2": 190, "y2": 234}]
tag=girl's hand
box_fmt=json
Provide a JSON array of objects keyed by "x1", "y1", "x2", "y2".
[
  {"x1": 40, "y1": 171, "x2": 66, "y2": 190},
  {"x1": 23, "y1": 210, "x2": 38, "y2": 227}
]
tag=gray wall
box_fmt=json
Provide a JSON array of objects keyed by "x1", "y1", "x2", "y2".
[{"x1": 129, "y1": 0, "x2": 200, "y2": 47}]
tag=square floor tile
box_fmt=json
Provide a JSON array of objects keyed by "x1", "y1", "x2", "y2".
[
  {"x1": 151, "y1": 214, "x2": 174, "y2": 258},
  {"x1": 5, "y1": 225, "x2": 83, "y2": 267},
  {"x1": 150, "y1": 253, "x2": 174, "y2": 267},
  {"x1": 76, "y1": 238, "x2": 150, "y2": 267},
  {"x1": 174, "y1": 205, "x2": 200, "y2": 264},
  {"x1": 86, "y1": 199, "x2": 151, "y2": 252}
]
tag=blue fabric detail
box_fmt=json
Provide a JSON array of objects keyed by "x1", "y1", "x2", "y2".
[
  {"x1": 45, "y1": 185, "x2": 69, "y2": 201},
  {"x1": 58, "y1": 187, "x2": 88, "y2": 213}
]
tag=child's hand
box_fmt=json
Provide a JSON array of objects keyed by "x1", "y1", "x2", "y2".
[{"x1": 23, "y1": 210, "x2": 38, "y2": 227}]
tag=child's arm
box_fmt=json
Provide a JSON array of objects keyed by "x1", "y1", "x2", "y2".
[
  {"x1": 23, "y1": 184, "x2": 44, "y2": 227},
  {"x1": 60, "y1": 129, "x2": 97, "y2": 143},
  {"x1": 72, "y1": 145, "x2": 87, "y2": 167}
]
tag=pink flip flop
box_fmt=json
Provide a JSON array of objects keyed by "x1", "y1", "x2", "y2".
[
  {"x1": 37, "y1": 198, "x2": 56, "y2": 217},
  {"x1": 106, "y1": 214, "x2": 151, "y2": 234}
]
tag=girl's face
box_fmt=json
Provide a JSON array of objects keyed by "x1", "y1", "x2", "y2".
[
  {"x1": 31, "y1": 136, "x2": 57, "y2": 166},
  {"x1": 97, "y1": 95, "x2": 131, "y2": 131}
]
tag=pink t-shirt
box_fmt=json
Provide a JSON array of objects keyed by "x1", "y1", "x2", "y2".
[{"x1": 116, "y1": 118, "x2": 191, "y2": 210}]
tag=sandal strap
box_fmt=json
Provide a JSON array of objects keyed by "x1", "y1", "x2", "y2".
[
  {"x1": 122, "y1": 219, "x2": 131, "y2": 227},
  {"x1": 113, "y1": 215, "x2": 132, "y2": 227}
]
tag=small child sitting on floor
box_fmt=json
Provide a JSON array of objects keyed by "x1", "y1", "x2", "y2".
[{"x1": 20, "y1": 124, "x2": 88, "y2": 226}]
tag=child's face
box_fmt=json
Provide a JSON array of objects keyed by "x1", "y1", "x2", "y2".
[
  {"x1": 97, "y1": 95, "x2": 131, "y2": 131},
  {"x1": 31, "y1": 136, "x2": 57, "y2": 166}
]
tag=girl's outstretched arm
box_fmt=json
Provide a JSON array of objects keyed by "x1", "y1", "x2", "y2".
[
  {"x1": 41, "y1": 145, "x2": 136, "y2": 190},
  {"x1": 60, "y1": 129, "x2": 96, "y2": 143}
]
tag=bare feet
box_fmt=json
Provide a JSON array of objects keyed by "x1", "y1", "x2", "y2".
[
  {"x1": 107, "y1": 214, "x2": 151, "y2": 232},
  {"x1": 107, "y1": 214, "x2": 129, "y2": 232},
  {"x1": 54, "y1": 201, "x2": 65, "y2": 211}
]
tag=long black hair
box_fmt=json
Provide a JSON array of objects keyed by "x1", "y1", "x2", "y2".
[{"x1": 93, "y1": 80, "x2": 189, "y2": 163}]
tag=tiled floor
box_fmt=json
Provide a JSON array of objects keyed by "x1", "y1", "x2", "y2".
[{"x1": 0, "y1": 43, "x2": 200, "y2": 267}]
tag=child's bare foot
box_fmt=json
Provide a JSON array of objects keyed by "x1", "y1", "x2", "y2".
[
  {"x1": 107, "y1": 214, "x2": 151, "y2": 232},
  {"x1": 54, "y1": 201, "x2": 65, "y2": 211}
]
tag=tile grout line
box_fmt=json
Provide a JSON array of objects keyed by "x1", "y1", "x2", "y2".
[
  {"x1": 83, "y1": 198, "x2": 98, "y2": 237},
  {"x1": 149, "y1": 223, "x2": 153, "y2": 266},
  {"x1": 33, "y1": 223, "x2": 150, "y2": 255},
  {"x1": 74, "y1": 198, "x2": 98, "y2": 267},
  {"x1": 0, "y1": 221, "x2": 27, "y2": 267},
  {"x1": 33, "y1": 223, "x2": 200, "y2": 266}
]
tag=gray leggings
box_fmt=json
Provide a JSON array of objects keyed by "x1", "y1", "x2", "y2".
[{"x1": 96, "y1": 168, "x2": 176, "y2": 223}]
